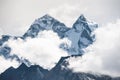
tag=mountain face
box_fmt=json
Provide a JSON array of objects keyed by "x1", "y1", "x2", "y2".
[
  {"x1": 64, "y1": 15, "x2": 97, "y2": 54},
  {"x1": 0, "y1": 56, "x2": 120, "y2": 80},
  {"x1": 0, "y1": 14, "x2": 97, "y2": 60},
  {"x1": 0, "y1": 14, "x2": 97, "y2": 56},
  {"x1": 0, "y1": 63, "x2": 48, "y2": 80},
  {"x1": 23, "y1": 14, "x2": 70, "y2": 38},
  {"x1": 23, "y1": 14, "x2": 98, "y2": 54},
  {"x1": 1, "y1": 14, "x2": 118, "y2": 80}
]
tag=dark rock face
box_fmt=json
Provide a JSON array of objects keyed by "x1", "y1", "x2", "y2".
[
  {"x1": 0, "y1": 56, "x2": 120, "y2": 80},
  {"x1": 0, "y1": 35, "x2": 10, "y2": 46},
  {"x1": 22, "y1": 14, "x2": 98, "y2": 54},
  {"x1": 0, "y1": 63, "x2": 48, "y2": 80}
]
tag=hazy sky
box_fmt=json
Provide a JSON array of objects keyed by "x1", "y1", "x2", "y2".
[{"x1": 0, "y1": 0, "x2": 120, "y2": 36}]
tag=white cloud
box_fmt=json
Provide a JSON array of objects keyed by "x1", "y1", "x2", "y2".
[
  {"x1": 68, "y1": 19, "x2": 120, "y2": 77},
  {"x1": 0, "y1": 56, "x2": 19, "y2": 73},
  {"x1": 4, "y1": 30, "x2": 69, "y2": 70}
]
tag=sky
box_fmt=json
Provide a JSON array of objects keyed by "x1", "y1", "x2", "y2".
[
  {"x1": 68, "y1": 19, "x2": 120, "y2": 77},
  {"x1": 0, "y1": 0, "x2": 120, "y2": 36},
  {"x1": 0, "y1": 0, "x2": 120, "y2": 77}
]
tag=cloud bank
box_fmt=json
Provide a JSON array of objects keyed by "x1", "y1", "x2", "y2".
[
  {"x1": 3, "y1": 30, "x2": 69, "y2": 70},
  {"x1": 68, "y1": 19, "x2": 120, "y2": 77}
]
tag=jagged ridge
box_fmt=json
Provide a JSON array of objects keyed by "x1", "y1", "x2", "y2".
[
  {"x1": 0, "y1": 14, "x2": 98, "y2": 55},
  {"x1": 0, "y1": 56, "x2": 120, "y2": 80},
  {"x1": 23, "y1": 14, "x2": 98, "y2": 54}
]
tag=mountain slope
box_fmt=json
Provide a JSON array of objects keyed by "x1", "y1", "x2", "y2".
[
  {"x1": 0, "y1": 14, "x2": 97, "y2": 56},
  {"x1": 0, "y1": 63, "x2": 48, "y2": 80},
  {"x1": 22, "y1": 14, "x2": 98, "y2": 55},
  {"x1": 0, "y1": 56, "x2": 120, "y2": 80},
  {"x1": 23, "y1": 14, "x2": 70, "y2": 38}
]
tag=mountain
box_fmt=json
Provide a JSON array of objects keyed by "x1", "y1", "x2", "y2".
[
  {"x1": 23, "y1": 14, "x2": 98, "y2": 55},
  {"x1": 0, "y1": 14, "x2": 97, "y2": 56},
  {"x1": 0, "y1": 56, "x2": 120, "y2": 80},
  {"x1": 23, "y1": 14, "x2": 98, "y2": 54},
  {"x1": 64, "y1": 15, "x2": 98, "y2": 54},
  {"x1": 23, "y1": 14, "x2": 70, "y2": 38},
  {"x1": 1, "y1": 14, "x2": 117, "y2": 80},
  {"x1": 0, "y1": 63, "x2": 48, "y2": 80}
]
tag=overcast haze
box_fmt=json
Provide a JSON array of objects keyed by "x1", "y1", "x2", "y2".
[{"x1": 0, "y1": 0, "x2": 120, "y2": 36}]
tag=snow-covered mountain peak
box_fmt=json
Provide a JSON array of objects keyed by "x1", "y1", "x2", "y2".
[
  {"x1": 73, "y1": 14, "x2": 98, "y2": 33},
  {"x1": 32, "y1": 14, "x2": 57, "y2": 29},
  {"x1": 78, "y1": 14, "x2": 87, "y2": 22},
  {"x1": 63, "y1": 15, "x2": 98, "y2": 54},
  {"x1": 0, "y1": 14, "x2": 98, "y2": 56},
  {"x1": 40, "y1": 14, "x2": 55, "y2": 20},
  {"x1": 23, "y1": 14, "x2": 69, "y2": 38},
  {"x1": 72, "y1": 15, "x2": 91, "y2": 33},
  {"x1": 36, "y1": 14, "x2": 57, "y2": 24}
]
